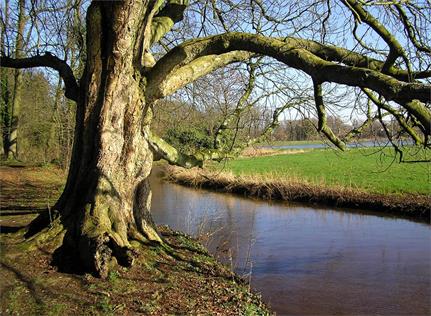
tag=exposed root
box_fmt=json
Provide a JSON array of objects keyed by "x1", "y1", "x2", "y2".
[
  {"x1": 78, "y1": 233, "x2": 140, "y2": 278},
  {"x1": 13, "y1": 211, "x2": 159, "y2": 278},
  {"x1": 80, "y1": 234, "x2": 115, "y2": 278}
]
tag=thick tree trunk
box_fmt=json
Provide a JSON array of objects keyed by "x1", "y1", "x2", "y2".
[{"x1": 37, "y1": 1, "x2": 161, "y2": 278}]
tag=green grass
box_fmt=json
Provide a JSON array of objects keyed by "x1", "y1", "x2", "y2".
[{"x1": 216, "y1": 147, "x2": 430, "y2": 195}]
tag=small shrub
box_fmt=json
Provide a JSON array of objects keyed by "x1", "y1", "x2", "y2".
[{"x1": 165, "y1": 126, "x2": 214, "y2": 154}]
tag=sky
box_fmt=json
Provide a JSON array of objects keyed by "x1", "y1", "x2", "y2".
[{"x1": 2, "y1": 0, "x2": 429, "y2": 126}]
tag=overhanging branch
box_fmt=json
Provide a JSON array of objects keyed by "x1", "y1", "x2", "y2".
[
  {"x1": 146, "y1": 50, "x2": 254, "y2": 100},
  {"x1": 150, "y1": 0, "x2": 189, "y2": 46},
  {"x1": 283, "y1": 38, "x2": 429, "y2": 82},
  {"x1": 0, "y1": 53, "x2": 79, "y2": 102},
  {"x1": 342, "y1": 0, "x2": 411, "y2": 75},
  {"x1": 313, "y1": 79, "x2": 346, "y2": 150},
  {"x1": 362, "y1": 88, "x2": 424, "y2": 144},
  {"x1": 146, "y1": 32, "x2": 430, "y2": 108},
  {"x1": 147, "y1": 131, "x2": 230, "y2": 168}
]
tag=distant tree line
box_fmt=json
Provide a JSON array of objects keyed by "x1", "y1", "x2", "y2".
[{"x1": 270, "y1": 116, "x2": 393, "y2": 142}]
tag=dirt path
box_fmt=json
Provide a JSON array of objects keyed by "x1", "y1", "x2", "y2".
[{"x1": 0, "y1": 166, "x2": 64, "y2": 213}]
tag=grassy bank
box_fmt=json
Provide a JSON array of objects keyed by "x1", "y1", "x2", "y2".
[
  {"x1": 257, "y1": 140, "x2": 325, "y2": 146},
  {"x1": 0, "y1": 166, "x2": 269, "y2": 315},
  {"x1": 164, "y1": 166, "x2": 430, "y2": 221},
  {"x1": 216, "y1": 147, "x2": 430, "y2": 195}
]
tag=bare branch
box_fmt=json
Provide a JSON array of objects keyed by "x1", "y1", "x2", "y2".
[
  {"x1": 342, "y1": 0, "x2": 411, "y2": 76},
  {"x1": 210, "y1": 0, "x2": 229, "y2": 32},
  {"x1": 285, "y1": 38, "x2": 429, "y2": 82},
  {"x1": 393, "y1": 3, "x2": 431, "y2": 55},
  {"x1": 213, "y1": 61, "x2": 257, "y2": 150},
  {"x1": 395, "y1": 100, "x2": 431, "y2": 136},
  {"x1": 313, "y1": 79, "x2": 346, "y2": 150},
  {"x1": 362, "y1": 88, "x2": 424, "y2": 145},
  {"x1": 0, "y1": 53, "x2": 79, "y2": 101}
]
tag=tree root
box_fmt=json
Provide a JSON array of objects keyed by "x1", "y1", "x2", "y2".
[{"x1": 77, "y1": 233, "x2": 138, "y2": 278}]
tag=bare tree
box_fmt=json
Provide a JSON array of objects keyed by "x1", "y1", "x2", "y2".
[
  {"x1": 0, "y1": 0, "x2": 430, "y2": 277},
  {"x1": 1, "y1": 0, "x2": 26, "y2": 158}
]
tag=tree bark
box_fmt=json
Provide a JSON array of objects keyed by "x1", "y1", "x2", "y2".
[{"x1": 45, "y1": 1, "x2": 161, "y2": 278}]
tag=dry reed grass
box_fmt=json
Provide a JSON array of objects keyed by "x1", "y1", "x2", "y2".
[
  {"x1": 240, "y1": 147, "x2": 306, "y2": 157},
  {"x1": 163, "y1": 165, "x2": 430, "y2": 221}
]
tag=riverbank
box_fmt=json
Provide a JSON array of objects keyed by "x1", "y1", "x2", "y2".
[
  {"x1": 223, "y1": 147, "x2": 430, "y2": 195},
  {"x1": 162, "y1": 165, "x2": 430, "y2": 221},
  {"x1": 0, "y1": 166, "x2": 269, "y2": 315}
]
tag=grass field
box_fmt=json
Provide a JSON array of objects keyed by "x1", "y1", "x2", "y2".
[{"x1": 214, "y1": 147, "x2": 430, "y2": 195}]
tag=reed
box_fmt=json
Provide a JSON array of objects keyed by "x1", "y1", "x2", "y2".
[{"x1": 163, "y1": 165, "x2": 430, "y2": 221}]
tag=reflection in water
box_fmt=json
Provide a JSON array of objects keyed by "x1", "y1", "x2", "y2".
[{"x1": 150, "y1": 174, "x2": 431, "y2": 315}]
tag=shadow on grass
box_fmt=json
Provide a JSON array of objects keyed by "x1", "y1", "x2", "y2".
[
  {"x1": 0, "y1": 261, "x2": 45, "y2": 306},
  {"x1": 0, "y1": 226, "x2": 24, "y2": 233},
  {"x1": 0, "y1": 208, "x2": 48, "y2": 215},
  {"x1": 0, "y1": 259, "x2": 93, "y2": 314},
  {"x1": 6, "y1": 164, "x2": 26, "y2": 168}
]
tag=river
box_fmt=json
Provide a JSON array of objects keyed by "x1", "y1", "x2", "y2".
[{"x1": 150, "y1": 173, "x2": 430, "y2": 315}]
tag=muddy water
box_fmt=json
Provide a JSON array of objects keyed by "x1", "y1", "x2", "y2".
[{"x1": 150, "y1": 174, "x2": 430, "y2": 315}]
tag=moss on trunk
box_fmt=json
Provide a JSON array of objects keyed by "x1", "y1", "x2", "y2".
[{"x1": 26, "y1": 1, "x2": 164, "y2": 277}]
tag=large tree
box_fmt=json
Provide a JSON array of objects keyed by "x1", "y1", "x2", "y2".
[{"x1": 1, "y1": 0, "x2": 430, "y2": 277}]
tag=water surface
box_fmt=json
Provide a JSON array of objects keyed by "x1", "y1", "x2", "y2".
[{"x1": 150, "y1": 174, "x2": 430, "y2": 315}]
